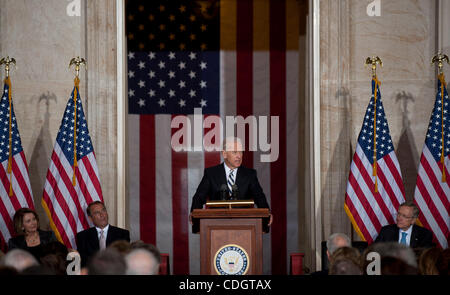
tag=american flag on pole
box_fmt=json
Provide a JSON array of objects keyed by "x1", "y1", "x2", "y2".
[
  {"x1": 41, "y1": 77, "x2": 103, "y2": 249},
  {"x1": 345, "y1": 77, "x2": 406, "y2": 244},
  {"x1": 126, "y1": 0, "x2": 300, "y2": 274},
  {"x1": 413, "y1": 74, "x2": 450, "y2": 249},
  {"x1": 0, "y1": 77, "x2": 34, "y2": 252}
]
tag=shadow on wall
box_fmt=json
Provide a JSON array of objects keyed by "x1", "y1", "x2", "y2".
[
  {"x1": 322, "y1": 87, "x2": 353, "y2": 239},
  {"x1": 395, "y1": 91, "x2": 419, "y2": 201},
  {"x1": 28, "y1": 92, "x2": 57, "y2": 230}
]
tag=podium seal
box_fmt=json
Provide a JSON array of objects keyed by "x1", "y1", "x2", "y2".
[{"x1": 214, "y1": 244, "x2": 249, "y2": 275}]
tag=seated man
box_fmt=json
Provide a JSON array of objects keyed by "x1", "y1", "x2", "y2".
[
  {"x1": 76, "y1": 201, "x2": 130, "y2": 267},
  {"x1": 190, "y1": 137, "x2": 272, "y2": 225},
  {"x1": 374, "y1": 201, "x2": 433, "y2": 248}
]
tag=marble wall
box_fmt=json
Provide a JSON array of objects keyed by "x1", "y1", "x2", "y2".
[
  {"x1": 319, "y1": 0, "x2": 438, "y2": 247},
  {"x1": 0, "y1": 0, "x2": 118, "y2": 228}
]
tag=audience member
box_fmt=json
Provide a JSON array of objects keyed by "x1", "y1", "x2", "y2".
[
  {"x1": 328, "y1": 246, "x2": 362, "y2": 275},
  {"x1": 436, "y1": 248, "x2": 450, "y2": 275},
  {"x1": 381, "y1": 256, "x2": 418, "y2": 275},
  {"x1": 125, "y1": 248, "x2": 160, "y2": 275},
  {"x1": 84, "y1": 248, "x2": 127, "y2": 275},
  {"x1": 20, "y1": 264, "x2": 56, "y2": 275},
  {"x1": 418, "y1": 247, "x2": 442, "y2": 275},
  {"x1": 371, "y1": 242, "x2": 418, "y2": 268},
  {"x1": 311, "y1": 233, "x2": 351, "y2": 275},
  {"x1": 108, "y1": 240, "x2": 131, "y2": 256},
  {"x1": 0, "y1": 249, "x2": 39, "y2": 272},
  {"x1": 130, "y1": 240, "x2": 161, "y2": 264},
  {"x1": 7, "y1": 208, "x2": 57, "y2": 261}
]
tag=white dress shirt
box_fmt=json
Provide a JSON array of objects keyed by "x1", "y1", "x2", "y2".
[{"x1": 96, "y1": 224, "x2": 110, "y2": 241}]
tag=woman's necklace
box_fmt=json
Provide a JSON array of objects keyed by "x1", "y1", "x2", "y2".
[{"x1": 26, "y1": 232, "x2": 40, "y2": 245}]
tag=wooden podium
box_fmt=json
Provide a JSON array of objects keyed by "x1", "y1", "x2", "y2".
[{"x1": 191, "y1": 208, "x2": 270, "y2": 275}]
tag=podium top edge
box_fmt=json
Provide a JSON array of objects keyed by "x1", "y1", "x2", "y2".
[{"x1": 191, "y1": 208, "x2": 270, "y2": 219}]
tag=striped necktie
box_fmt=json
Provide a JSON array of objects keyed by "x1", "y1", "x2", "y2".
[
  {"x1": 228, "y1": 170, "x2": 235, "y2": 196},
  {"x1": 99, "y1": 229, "x2": 106, "y2": 250}
]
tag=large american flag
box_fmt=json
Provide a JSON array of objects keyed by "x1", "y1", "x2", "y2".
[
  {"x1": 345, "y1": 78, "x2": 406, "y2": 244},
  {"x1": 41, "y1": 79, "x2": 103, "y2": 249},
  {"x1": 127, "y1": 0, "x2": 300, "y2": 274},
  {"x1": 413, "y1": 75, "x2": 450, "y2": 249},
  {"x1": 0, "y1": 78, "x2": 34, "y2": 252}
]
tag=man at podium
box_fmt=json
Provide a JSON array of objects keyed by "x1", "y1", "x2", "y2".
[{"x1": 190, "y1": 137, "x2": 272, "y2": 225}]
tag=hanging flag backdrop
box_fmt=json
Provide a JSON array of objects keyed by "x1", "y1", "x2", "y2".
[
  {"x1": 126, "y1": 0, "x2": 300, "y2": 274},
  {"x1": 42, "y1": 77, "x2": 104, "y2": 250},
  {"x1": 345, "y1": 77, "x2": 406, "y2": 244},
  {"x1": 413, "y1": 73, "x2": 450, "y2": 249},
  {"x1": 0, "y1": 77, "x2": 34, "y2": 252}
]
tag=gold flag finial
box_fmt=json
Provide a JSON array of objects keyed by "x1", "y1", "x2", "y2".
[
  {"x1": 365, "y1": 56, "x2": 382, "y2": 77},
  {"x1": 0, "y1": 56, "x2": 16, "y2": 78},
  {"x1": 431, "y1": 52, "x2": 449, "y2": 75},
  {"x1": 69, "y1": 56, "x2": 86, "y2": 77}
]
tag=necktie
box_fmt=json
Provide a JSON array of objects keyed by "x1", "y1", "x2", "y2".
[
  {"x1": 99, "y1": 229, "x2": 106, "y2": 250},
  {"x1": 400, "y1": 232, "x2": 407, "y2": 245},
  {"x1": 228, "y1": 170, "x2": 235, "y2": 196}
]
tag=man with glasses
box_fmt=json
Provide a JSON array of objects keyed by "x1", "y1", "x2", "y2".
[{"x1": 374, "y1": 201, "x2": 433, "y2": 248}]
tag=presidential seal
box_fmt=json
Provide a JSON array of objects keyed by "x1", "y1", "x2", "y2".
[{"x1": 214, "y1": 244, "x2": 249, "y2": 275}]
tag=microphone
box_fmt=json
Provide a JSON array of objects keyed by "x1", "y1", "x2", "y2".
[
  {"x1": 231, "y1": 184, "x2": 239, "y2": 200},
  {"x1": 220, "y1": 184, "x2": 228, "y2": 201}
]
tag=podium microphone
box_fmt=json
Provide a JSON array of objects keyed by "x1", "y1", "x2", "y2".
[
  {"x1": 220, "y1": 184, "x2": 228, "y2": 200},
  {"x1": 231, "y1": 184, "x2": 239, "y2": 200}
]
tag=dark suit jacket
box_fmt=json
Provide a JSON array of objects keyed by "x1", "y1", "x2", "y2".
[
  {"x1": 190, "y1": 163, "x2": 270, "y2": 211},
  {"x1": 8, "y1": 230, "x2": 56, "y2": 250},
  {"x1": 7, "y1": 230, "x2": 57, "y2": 261},
  {"x1": 374, "y1": 224, "x2": 433, "y2": 248},
  {"x1": 76, "y1": 225, "x2": 130, "y2": 266}
]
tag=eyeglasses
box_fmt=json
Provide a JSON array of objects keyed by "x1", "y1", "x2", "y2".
[{"x1": 396, "y1": 212, "x2": 414, "y2": 219}]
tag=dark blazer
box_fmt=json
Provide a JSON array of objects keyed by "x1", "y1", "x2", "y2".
[
  {"x1": 374, "y1": 224, "x2": 434, "y2": 248},
  {"x1": 190, "y1": 163, "x2": 270, "y2": 211},
  {"x1": 76, "y1": 225, "x2": 130, "y2": 267},
  {"x1": 7, "y1": 230, "x2": 57, "y2": 250},
  {"x1": 8, "y1": 230, "x2": 57, "y2": 261}
]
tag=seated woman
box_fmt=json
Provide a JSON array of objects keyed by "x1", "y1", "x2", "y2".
[{"x1": 7, "y1": 208, "x2": 57, "y2": 261}]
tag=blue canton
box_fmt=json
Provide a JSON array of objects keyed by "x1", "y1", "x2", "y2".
[
  {"x1": 424, "y1": 79, "x2": 450, "y2": 162},
  {"x1": 56, "y1": 87, "x2": 93, "y2": 166},
  {"x1": 0, "y1": 83, "x2": 23, "y2": 163}
]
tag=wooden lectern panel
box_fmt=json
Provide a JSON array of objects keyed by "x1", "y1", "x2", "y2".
[
  {"x1": 201, "y1": 218, "x2": 262, "y2": 274},
  {"x1": 192, "y1": 209, "x2": 269, "y2": 275}
]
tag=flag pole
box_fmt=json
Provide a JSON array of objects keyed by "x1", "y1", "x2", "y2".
[
  {"x1": 431, "y1": 52, "x2": 449, "y2": 182},
  {"x1": 68, "y1": 57, "x2": 86, "y2": 187},
  {"x1": 365, "y1": 56, "x2": 383, "y2": 193},
  {"x1": 0, "y1": 56, "x2": 17, "y2": 196}
]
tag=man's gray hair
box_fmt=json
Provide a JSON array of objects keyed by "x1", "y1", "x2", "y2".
[
  {"x1": 125, "y1": 248, "x2": 160, "y2": 275},
  {"x1": 222, "y1": 136, "x2": 243, "y2": 151},
  {"x1": 399, "y1": 201, "x2": 420, "y2": 218},
  {"x1": 370, "y1": 242, "x2": 417, "y2": 268},
  {"x1": 327, "y1": 233, "x2": 351, "y2": 255},
  {"x1": 0, "y1": 249, "x2": 39, "y2": 272}
]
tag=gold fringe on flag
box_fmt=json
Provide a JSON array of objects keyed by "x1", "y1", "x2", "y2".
[
  {"x1": 5, "y1": 76, "x2": 13, "y2": 196},
  {"x1": 372, "y1": 76, "x2": 380, "y2": 193},
  {"x1": 438, "y1": 73, "x2": 447, "y2": 183},
  {"x1": 72, "y1": 76, "x2": 80, "y2": 187}
]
